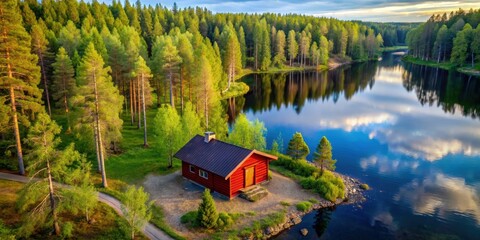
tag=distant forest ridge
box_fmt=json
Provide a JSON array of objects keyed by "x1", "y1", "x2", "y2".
[{"x1": 406, "y1": 8, "x2": 480, "y2": 68}]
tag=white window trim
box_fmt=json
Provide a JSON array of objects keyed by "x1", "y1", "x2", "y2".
[
  {"x1": 199, "y1": 169, "x2": 208, "y2": 179},
  {"x1": 189, "y1": 165, "x2": 195, "y2": 173}
]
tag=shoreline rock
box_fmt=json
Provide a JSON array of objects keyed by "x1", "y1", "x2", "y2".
[{"x1": 261, "y1": 174, "x2": 367, "y2": 239}]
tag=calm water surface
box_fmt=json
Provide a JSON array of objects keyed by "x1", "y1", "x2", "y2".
[{"x1": 231, "y1": 52, "x2": 480, "y2": 239}]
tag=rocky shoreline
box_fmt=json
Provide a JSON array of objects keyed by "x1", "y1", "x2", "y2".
[{"x1": 260, "y1": 174, "x2": 368, "y2": 239}]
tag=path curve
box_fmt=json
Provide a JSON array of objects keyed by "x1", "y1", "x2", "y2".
[{"x1": 0, "y1": 172, "x2": 173, "y2": 240}]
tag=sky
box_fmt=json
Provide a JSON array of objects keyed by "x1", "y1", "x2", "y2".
[{"x1": 108, "y1": 0, "x2": 480, "y2": 22}]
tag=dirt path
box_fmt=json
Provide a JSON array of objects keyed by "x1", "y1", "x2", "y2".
[
  {"x1": 0, "y1": 172, "x2": 172, "y2": 240},
  {"x1": 143, "y1": 171, "x2": 320, "y2": 239}
]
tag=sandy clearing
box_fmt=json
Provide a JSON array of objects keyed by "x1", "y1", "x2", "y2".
[{"x1": 143, "y1": 170, "x2": 320, "y2": 239}]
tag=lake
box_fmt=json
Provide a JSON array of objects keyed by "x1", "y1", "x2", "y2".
[{"x1": 230, "y1": 51, "x2": 480, "y2": 239}]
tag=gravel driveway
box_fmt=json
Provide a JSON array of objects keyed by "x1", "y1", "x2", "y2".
[{"x1": 143, "y1": 170, "x2": 319, "y2": 239}]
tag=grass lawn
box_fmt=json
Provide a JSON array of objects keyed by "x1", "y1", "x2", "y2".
[
  {"x1": 105, "y1": 109, "x2": 181, "y2": 183},
  {"x1": 0, "y1": 180, "x2": 145, "y2": 239},
  {"x1": 402, "y1": 55, "x2": 455, "y2": 70}
]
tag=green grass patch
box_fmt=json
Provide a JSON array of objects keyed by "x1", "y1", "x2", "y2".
[
  {"x1": 381, "y1": 46, "x2": 408, "y2": 52},
  {"x1": 280, "y1": 201, "x2": 291, "y2": 207},
  {"x1": 236, "y1": 211, "x2": 286, "y2": 239},
  {"x1": 221, "y1": 82, "x2": 250, "y2": 99},
  {"x1": 308, "y1": 198, "x2": 319, "y2": 204},
  {"x1": 0, "y1": 180, "x2": 144, "y2": 239},
  {"x1": 271, "y1": 154, "x2": 345, "y2": 202},
  {"x1": 150, "y1": 205, "x2": 187, "y2": 240},
  {"x1": 402, "y1": 55, "x2": 455, "y2": 70},
  {"x1": 458, "y1": 66, "x2": 480, "y2": 76},
  {"x1": 296, "y1": 201, "x2": 313, "y2": 212},
  {"x1": 104, "y1": 108, "x2": 181, "y2": 183}
]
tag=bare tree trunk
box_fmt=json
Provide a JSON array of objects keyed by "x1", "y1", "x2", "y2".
[
  {"x1": 132, "y1": 79, "x2": 137, "y2": 124},
  {"x1": 254, "y1": 44, "x2": 258, "y2": 70},
  {"x1": 137, "y1": 77, "x2": 141, "y2": 129},
  {"x1": 141, "y1": 73, "x2": 148, "y2": 147},
  {"x1": 169, "y1": 71, "x2": 175, "y2": 108},
  {"x1": 6, "y1": 39, "x2": 25, "y2": 175},
  {"x1": 46, "y1": 159, "x2": 61, "y2": 235},
  {"x1": 180, "y1": 68, "x2": 184, "y2": 112},
  {"x1": 93, "y1": 69, "x2": 107, "y2": 188},
  {"x1": 472, "y1": 52, "x2": 475, "y2": 68},
  {"x1": 10, "y1": 87, "x2": 25, "y2": 175},
  {"x1": 38, "y1": 53, "x2": 52, "y2": 116},
  {"x1": 130, "y1": 81, "x2": 134, "y2": 125},
  {"x1": 437, "y1": 45, "x2": 441, "y2": 63},
  {"x1": 93, "y1": 120, "x2": 101, "y2": 173}
]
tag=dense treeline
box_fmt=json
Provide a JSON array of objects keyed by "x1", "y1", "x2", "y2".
[
  {"x1": 363, "y1": 22, "x2": 416, "y2": 46},
  {"x1": 1, "y1": 0, "x2": 388, "y2": 169},
  {"x1": 406, "y1": 8, "x2": 480, "y2": 67}
]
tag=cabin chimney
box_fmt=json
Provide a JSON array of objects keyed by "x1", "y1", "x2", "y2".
[{"x1": 204, "y1": 131, "x2": 215, "y2": 143}]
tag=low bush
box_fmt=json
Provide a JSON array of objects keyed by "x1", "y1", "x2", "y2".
[
  {"x1": 308, "y1": 198, "x2": 319, "y2": 204},
  {"x1": 280, "y1": 201, "x2": 291, "y2": 207},
  {"x1": 300, "y1": 171, "x2": 345, "y2": 202},
  {"x1": 216, "y1": 212, "x2": 234, "y2": 229},
  {"x1": 180, "y1": 211, "x2": 198, "y2": 227},
  {"x1": 360, "y1": 184, "x2": 370, "y2": 190},
  {"x1": 296, "y1": 201, "x2": 312, "y2": 212},
  {"x1": 272, "y1": 156, "x2": 318, "y2": 177}
]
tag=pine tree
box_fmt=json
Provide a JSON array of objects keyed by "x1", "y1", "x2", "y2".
[
  {"x1": 220, "y1": 24, "x2": 242, "y2": 90},
  {"x1": 74, "y1": 43, "x2": 124, "y2": 187},
  {"x1": 132, "y1": 56, "x2": 153, "y2": 147},
  {"x1": 153, "y1": 104, "x2": 182, "y2": 168},
  {"x1": 287, "y1": 132, "x2": 309, "y2": 160},
  {"x1": 19, "y1": 113, "x2": 61, "y2": 236},
  {"x1": 451, "y1": 24, "x2": 473, "y2": 66},
  {"x1": 196, "y1": 189, "x2": 218, "y2": 229},
  {"x1": 51, "y1": 47, "x2": 76, "y2": 131},
  {"x1": 31, "y1": 23, "x2": 52, "y2": 116},
  {"x1": 151, "y1": 35, "x2": 182, "y2": 108},
  {"x1": 319, "y1": 36, "x2": 329, "y2": 65},
  {"x1": 238, "y1": 26, "x2": 247, "y2": 68},
  {"x1": 287, "y1": 30, "x2": 298, "y2": 66},
  {"x1": 181, "y1": 101, "x2": 202, "y2": 145},
  {"x1": 273, "y1": 30, "x2": 286, "y2": 67},
  {"x1": 472, "y1": 25, "x2": 480, "y2": 68},
  {"x1": 121, "y1": 186, "x2": 152, "y2": 240},
  {"x1": 313, "y1": 136, "x2": 337, "y2": 175},
  {"x1": 0, "y1": 0, "x2": 43, "y2": 175}
]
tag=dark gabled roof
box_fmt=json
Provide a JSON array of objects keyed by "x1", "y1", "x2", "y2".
[{"x1": 174, "y1": 135, "x2": 277, "y2": 179}]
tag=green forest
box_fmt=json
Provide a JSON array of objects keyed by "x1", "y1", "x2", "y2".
[
  {"x1": 1, "y1": 0, "x2": 395, "y2": 174},
  {"x1": 406, "y1": 8, "x2": 480, "y2": 70},
  {"x1": 0, "y1": 0, "x2": 410, "y2": 238}
]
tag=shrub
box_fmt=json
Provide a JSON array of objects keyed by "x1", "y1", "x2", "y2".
[
  {"x1": 180, "y1": 211, "x2": 198, "y2": 227},
  {"x1": 360, "y1": 184, "x2": 370, "y2": 190},
  {"x1": 280, "y1": 201, "x2": 291, "y2": 207},
  {"x1": 300, "y1": 171, "x2": 345, "y2": 202},
  {"x1": 296, "y1": 201, "x2": 312, "y2": 212},
  {"x1": 61, "y1": 221, "x2": 74, "y2": 238},
  {"x1": 308, "y1": 198, "x2": 319, "y2": 204},
  {"x1": 272, "y1": 156, "x2": 318, "y2": 177},
  {"x1": 216, "y1": 212, "x2": 234, "y2": 229}
]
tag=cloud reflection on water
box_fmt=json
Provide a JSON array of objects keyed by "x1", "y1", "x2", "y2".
[{"x1": 394, "y1": 173, "x2": 480, "y2": 225}]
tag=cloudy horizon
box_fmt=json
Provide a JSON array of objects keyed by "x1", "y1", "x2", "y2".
[{"x1": 97, "y1": 0, "x2": 480, "y2": 22}]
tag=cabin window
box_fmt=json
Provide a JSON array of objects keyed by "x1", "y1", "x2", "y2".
[
  {"x1": 199, "y1": 170, "x2": 208, "y2": 179},
  {"x1": 189, "y1": 165, "x2": 195, "y2": 173}
]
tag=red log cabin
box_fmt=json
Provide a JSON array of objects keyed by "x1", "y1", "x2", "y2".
[{"x1": 174, "y1": 132, "x2": 277, "y2": 199}]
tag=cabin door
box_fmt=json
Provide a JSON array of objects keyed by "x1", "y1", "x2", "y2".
[{"x1": 245, "y1": 166, "x2": 255, "y2": 187}]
